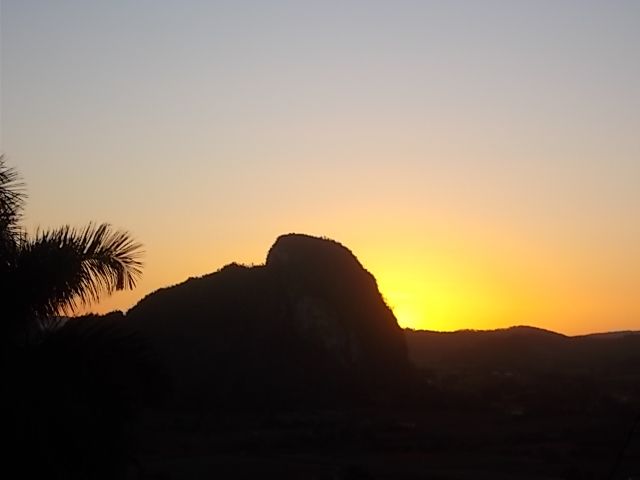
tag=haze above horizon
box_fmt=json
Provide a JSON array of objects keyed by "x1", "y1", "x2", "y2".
[{"x1": 1, "y1": 1, "x2": 638, "y2": 335}]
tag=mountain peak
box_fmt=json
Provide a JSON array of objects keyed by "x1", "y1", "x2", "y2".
[
  {"x1": 128, "y1": 233, "x2": 410, "y2": 407},
  {"x1": 267, "y1": 233, "x2": 365, "y2": 271}
]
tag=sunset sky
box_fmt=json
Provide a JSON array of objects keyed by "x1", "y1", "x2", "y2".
[{"x1": 1, "y1": 1, "x2": 638, "y2": 335}]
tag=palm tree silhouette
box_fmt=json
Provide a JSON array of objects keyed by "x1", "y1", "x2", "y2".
[
  {"x1": 0, "y1": 156, "x2": 143, "y2": 345},
  {"x1": 1, "y1": 157, "x2": 155, "y2": 479}
]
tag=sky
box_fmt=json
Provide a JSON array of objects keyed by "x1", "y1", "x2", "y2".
[{"x1": 1, "y1": 1, "x2": 638, "y2": 335}]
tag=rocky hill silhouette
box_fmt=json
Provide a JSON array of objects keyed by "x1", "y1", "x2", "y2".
[{"x1": 127, "y1": 234, "x2": 410, "y2": 408}]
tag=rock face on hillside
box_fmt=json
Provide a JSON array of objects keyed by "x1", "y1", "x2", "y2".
[{"x1": 127, "y1": 234, "x2": 410, "y2": 407}]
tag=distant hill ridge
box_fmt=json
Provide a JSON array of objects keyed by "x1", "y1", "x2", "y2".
[
  {"x1": 405, "y1": 325, "x2": 640, "y2": 373},
  {"x1": 408, "y1": 325, "x2": 565, "y2": 337},
  {"x1": 406, "y1": 324, "x2": 640, "y2": 338}
]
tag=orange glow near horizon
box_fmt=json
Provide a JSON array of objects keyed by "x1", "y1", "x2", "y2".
[
  {"x1": 369, "y1": 258, "x2": 529, "y2": 333},
  {"x1": 83, "y1": 216, "x2": 639, "y2": 337}
]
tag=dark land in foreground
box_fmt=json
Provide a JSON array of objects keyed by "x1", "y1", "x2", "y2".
[
  {"x1": 125, "y1": 324, "x2": 640, "y2": 480},
  {"x1": 11, "y1": 234, "x2": 640, "y2": 479}
]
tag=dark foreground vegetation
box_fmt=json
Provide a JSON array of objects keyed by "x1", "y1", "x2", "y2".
[
  {"x1": 2, "y1": 158, "x2": 640, "y2": 479},
  {"x1": 123, "y1": 327, "x2": 640, "y2": 479}
]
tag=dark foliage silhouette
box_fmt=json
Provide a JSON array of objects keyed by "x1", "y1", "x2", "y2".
[
  {"x1": 0, "y1": 157, "x2": 159, "y2": 479},
  {"x1": 6, "y1": 313, "x2": 168, "y2": 479},
  {"x1": 0, "y1": 159, "x2": 142, "y2": 344}
]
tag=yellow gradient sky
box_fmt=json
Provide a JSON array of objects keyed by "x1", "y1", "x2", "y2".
[{"x1": 2, "y1": 1, "x2": 639, "y2": 335}]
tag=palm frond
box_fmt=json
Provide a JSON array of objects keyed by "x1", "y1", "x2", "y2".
[
  {"x1": 0, "y1": 156, "x2": 27, "y2": 253},
  {"x1": 16, "y1": 223, "x2": 144, "y2": 318}
]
